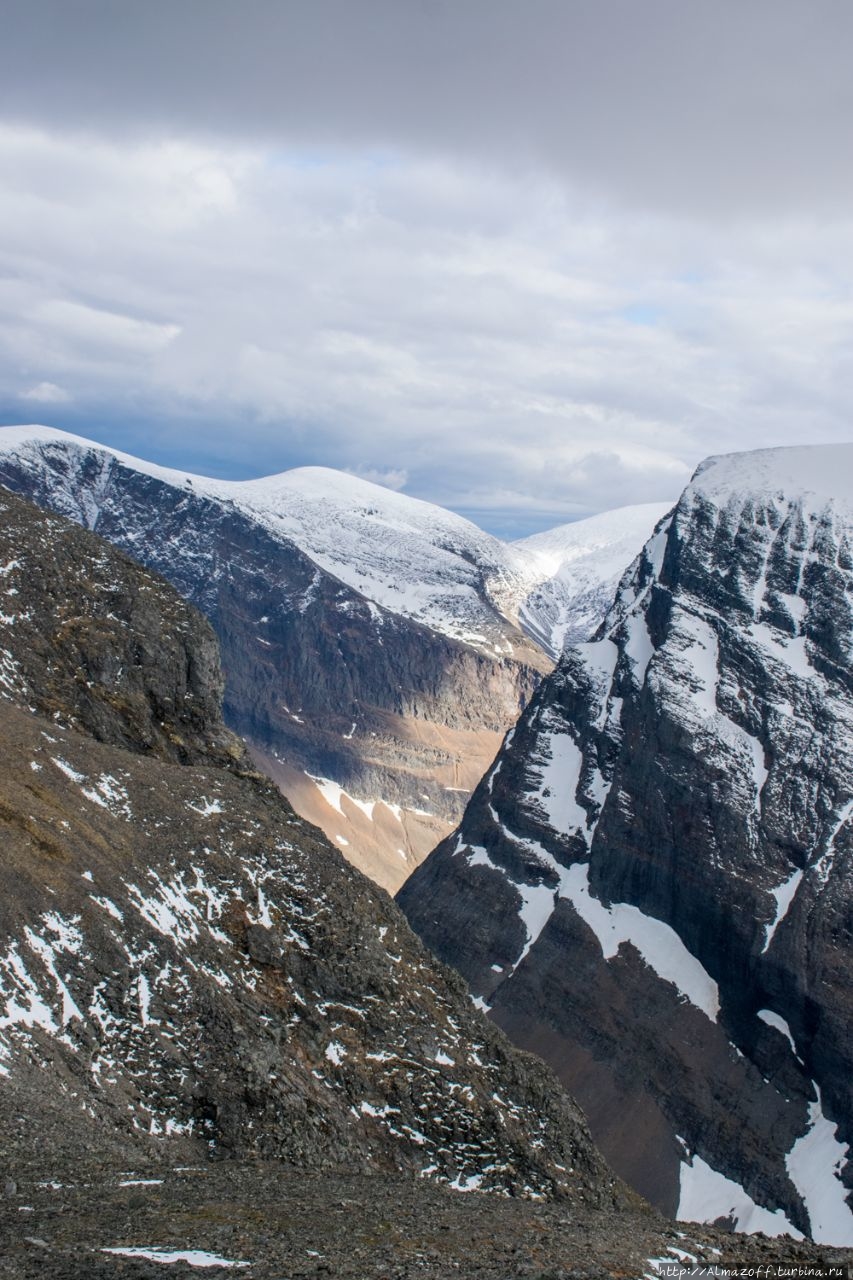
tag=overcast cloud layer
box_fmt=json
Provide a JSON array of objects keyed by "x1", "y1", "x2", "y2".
[{"x1": 1, "y1": 1, "x2": 852, "y2": 535}]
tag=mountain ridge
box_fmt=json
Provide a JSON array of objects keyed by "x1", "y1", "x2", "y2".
[{"x1": 0, "y1": 425, "x2": 669, "y2": 657}]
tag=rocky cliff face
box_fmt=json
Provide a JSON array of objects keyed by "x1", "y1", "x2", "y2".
[
  {"x1": 0, "y1": 427, "x2": 551, "y2": 891},
  {"x1": 0, "y1": 485, "x2": 619, "y2": 1210},
  {"x1": 399, "y1": 445, "x2": 853, "y2": 1245}
]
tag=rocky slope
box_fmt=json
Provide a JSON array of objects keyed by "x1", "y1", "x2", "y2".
[
  {"x1": 0, "y1": 426, "x2": 555, "y2": 891},
  {"x1": 399, "y1": 445, "x2": 853, "y2": 1246},
  {"x1": 0, "y1": 485, "x2": 624, "y2": 1207}
]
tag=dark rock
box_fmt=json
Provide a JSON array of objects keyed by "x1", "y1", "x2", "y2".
[{"x1": 399, "y1": 446, "x2": 853, "y2": 1243}]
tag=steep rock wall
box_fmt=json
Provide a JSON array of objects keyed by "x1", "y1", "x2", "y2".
[{"x1": 400, "y1": 446, "x2": 853, "y2": 1244}]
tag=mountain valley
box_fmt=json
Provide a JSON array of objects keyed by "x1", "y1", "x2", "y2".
[{"x1": 2, "y1": 428, "x2": 852, "y2": 1261}]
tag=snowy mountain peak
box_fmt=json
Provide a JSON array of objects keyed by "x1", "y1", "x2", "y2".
[
  {"x1": 691, "y1": 443, "x2": 853, "y2": 510},
  {"x1": 0, "y1": 426, "x2": 522, "y2": 652}
]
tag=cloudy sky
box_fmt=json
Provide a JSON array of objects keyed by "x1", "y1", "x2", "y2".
[{"x1": 1, "y1": 1, "x2": 852, "y2": 536}]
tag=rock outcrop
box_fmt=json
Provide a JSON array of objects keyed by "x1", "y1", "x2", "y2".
[{"x1": 399, "y1": 445, "x2": 853, "y2": 1245}]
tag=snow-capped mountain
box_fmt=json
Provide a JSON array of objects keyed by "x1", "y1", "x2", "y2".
[
  {"x1": 0, "y1": 426, "x2": 664, "y2": 889},
  {"x1": 399, "y1": 445, "x2": 853, "y2": 1244},
  {"x1": 0, "y1": 426, "x2": 523, "y2": 651},
  {"x1": 0, "y1": 485, "x2": 618, "y2": 1204},
  {"x1": 512, "y1": 503, "x2": 672, "y2": 659},
  {"x1": 0, "y1": 426, "x2": 553, "y2": 889}
]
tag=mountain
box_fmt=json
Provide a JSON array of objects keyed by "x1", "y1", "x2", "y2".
[
  {"x1": 1, "y1": 481, "x2": 848, "y2": 1278},
  {"x1": 0, "y1": 427, "x2": 552, "y2": 891},
  {"x1": 1, "y1": 488, "x2": 845, "y2": 1280},
  {"x1": 512, "y1": 502, "x2": 672, "y2": 659},
  {"x1": 0, "y1": 484, "x2": 621, "y2": 1200},
  {"x1": 0, "y1": 426, "x2": 665, "y2": 893},
  {"x1": 398, "y1": 445, "x2": 853, "y2": 1245}
]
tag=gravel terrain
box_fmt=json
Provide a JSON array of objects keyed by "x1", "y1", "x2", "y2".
[{"x1": 1, "y1": 1159, "x2": 850, "y2": 1280}]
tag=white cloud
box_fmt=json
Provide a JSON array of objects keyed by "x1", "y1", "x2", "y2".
[
  {"x1": 345, "y1": 467, "x2": 409, "y2": 491},
  {"x1": 34, "y1": 299, "x2": 181, "y2": 354},
  {"x1": 19, "y1": 380, "x2": 71, "y2": 404},
  {"x1": 0, "y1": 124, "x2": 851, "y2": 531}
]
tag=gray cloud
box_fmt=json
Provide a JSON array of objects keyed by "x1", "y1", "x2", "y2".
[{"x1": 2, "y1": 1, "x2": 853, "y2": 218}]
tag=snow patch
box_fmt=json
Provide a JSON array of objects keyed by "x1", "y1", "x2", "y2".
[
  {"x1": 51, "y1": 757, "x2": 85, "y2": 784},
  {"x1": 255, "y1": 882, "x2": 273, "y2": 928},
  {"x1": 677, "y1": 1146, "x2": 801, "y2": 1237},
  {"x1": 137, "y1": 974, "x2": 152, "y2": 1027},
  {"x1": 812, "y1": 798, "x2": 853, "y2": 885},
  {"x1": 186, "y1": 797, "x2": 223, "y2": 817},
  {"x1": 749, "y1": 622, "x2": 812, "y2": 678},
  {"x1": 533, "y1": 731, "x2": 587, "y2": 835},
  {"x1": 756, "y1": 1009, "x2": 800, "y2": 1058},
  {"x1": 101, "y1": 1247, "x2": 250, "y2": 1268},
  {"x1": 309, "y1": 776, "x2": 376, "y2": 820},
  {"x1": 81, "y1": 773, "x2": 132, "y2": 817},
  {"x1": 786, "y1": 1085, "x2": 853, "y2": 1246},
  {"x1": 761, "y1": 868, "x2": 803, "y2": 953},
  {"x1": 623, "y1": 612, "x2": 654, "y2": 685},
  {"x1": 360, "y1": 1101, "x2": 395, "y2": 1118},
  {"x1": 325, "y1": 1040, "x2": 346, "y2": 1066},
  {"x1": 448, "y1": 1172, "x2": 484, "y2": 1192},
  {"x1": 563, "y1": 864, "x2": 719, "y2": 1020}
]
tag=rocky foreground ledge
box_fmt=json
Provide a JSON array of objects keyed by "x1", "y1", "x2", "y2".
[{"x1": 0, "y1": 1159, "x2": 850, "y2": 1280}]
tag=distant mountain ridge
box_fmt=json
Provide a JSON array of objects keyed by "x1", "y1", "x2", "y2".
[
  {"x1": 0, "y1": 426, "x2": 665, "y2": 657},
  {"x1": 0, "y1": 425, "x2": 665, "y2": 888},
  {"x1": 513, "y1": 502, "x2": 671, "y2": 658},
  {"x1": 0, "y1": 425, "x2": 543, "y2": 652},
  {"x1": 399, "y1": 444, "x2": 853, "y2": 1245}
]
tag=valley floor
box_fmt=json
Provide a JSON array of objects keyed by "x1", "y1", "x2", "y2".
[{"x1": 0, "y1": 1159, "x2": 849, "y2": 1280}]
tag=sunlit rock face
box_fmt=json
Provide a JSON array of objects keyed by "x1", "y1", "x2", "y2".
[{"x1": 399, "y1": 445, "x2": 853, "y2": 1245}]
